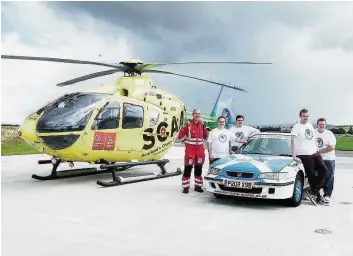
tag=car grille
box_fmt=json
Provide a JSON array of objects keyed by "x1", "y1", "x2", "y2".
[
  {"x1": 226, "y1": 171, "x2": 254, "y2": 178},
  {"x1": 218, "y1": 185, "x2": 262, "y2": 194}
]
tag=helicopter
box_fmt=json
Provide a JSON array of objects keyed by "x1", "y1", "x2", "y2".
[{"x1": 1, "y1": 54, "x2": 272, "y2": 187}]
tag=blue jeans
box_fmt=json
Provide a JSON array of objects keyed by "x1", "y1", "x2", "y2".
[{"x1": 323, "y1": 160, "x2": 335, "y2": 197}]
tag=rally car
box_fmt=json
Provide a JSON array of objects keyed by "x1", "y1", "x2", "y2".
[{"x1": 204, "y1": 132, "x2": 309, "y2": 207}]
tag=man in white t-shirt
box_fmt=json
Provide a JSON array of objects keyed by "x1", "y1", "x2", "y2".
[
  {"x1": 315, "y1": 118, "x2": 336, "y2": 203},
  {"x1": 290, "y1": 108, "x2": 328, "y2": 205},
  {"x1": 207, "y1": 116, "x2": 235, "y2": 165},
  {"x1": 228, "y1": 115, "x2": 260, "y2": 149}
]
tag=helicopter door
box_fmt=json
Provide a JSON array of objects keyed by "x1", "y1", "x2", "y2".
[
  {"x1": 115, "y1": 102, "x2": 144, "y2": 152},
  {"x1": 81, "y1": 100, "x2": 120, "y2": 156}
]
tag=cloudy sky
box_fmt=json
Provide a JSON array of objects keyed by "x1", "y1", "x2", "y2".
[{"x1": 1, "y1": 1, "x2": 353, "y2": 126}]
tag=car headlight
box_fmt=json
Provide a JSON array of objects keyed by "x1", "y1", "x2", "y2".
[
  {"x1": 208, "y1": 167, "x2": 221, "y2": 175},
  {"x1": 288, "y1": 160, "x2": 300, "y2": 167},
  {"x1": 258, "y1": 172, "x2": 289, "y2": 180}
]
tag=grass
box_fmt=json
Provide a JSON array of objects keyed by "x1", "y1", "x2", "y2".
[
  {"x1": 1, "y1": 125, "x2": 353, "y2": 156},
  {"x1": 336, "y1": 135, "x2": 353, "y2": 151},
  {"x1": 1, "y1": 126, "x2": 39, "y2": 156}
]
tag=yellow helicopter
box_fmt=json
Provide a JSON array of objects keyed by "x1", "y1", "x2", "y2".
[{"x1": 1, "y1": 54, "x2": 272, "y2": 187}]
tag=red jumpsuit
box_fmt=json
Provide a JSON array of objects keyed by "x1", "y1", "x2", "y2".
[{"x1": 178, "y1": 119, "x2": 208, "y2": 190}]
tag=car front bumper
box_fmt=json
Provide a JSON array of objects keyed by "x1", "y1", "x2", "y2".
[{"x1": 204, "y1": 175, "x2": 295, "y2": 199}]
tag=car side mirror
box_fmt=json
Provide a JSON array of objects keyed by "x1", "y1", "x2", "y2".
[{"x1": 231, "y1": 146, "x2": 239, "y2": 152}]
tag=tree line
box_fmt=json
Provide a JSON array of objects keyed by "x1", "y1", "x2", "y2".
[{"x1": 257, "y1": 126, "x2": 353, "y2": 135}]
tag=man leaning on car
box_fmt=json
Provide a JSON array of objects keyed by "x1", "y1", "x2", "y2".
[{"x1": 290, "y1": 108, "x2": 328, "y2": 206}]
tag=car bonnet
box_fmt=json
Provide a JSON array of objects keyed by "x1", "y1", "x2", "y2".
[{"x1": 212, "y1": 154, "x2": 294, "y2": 174}]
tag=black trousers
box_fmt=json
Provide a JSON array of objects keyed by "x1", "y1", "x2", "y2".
[
  {"x1": 183, "y1": 165, "x2": 203, "y2": 178},
  {"x1": 297, "y1": 152, "x2": 328, "y2": 195}
]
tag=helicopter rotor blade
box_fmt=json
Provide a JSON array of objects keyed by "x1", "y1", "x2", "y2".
[
  {"x1": 138, "y1": 61, "x2": 272, "y2": 72},
  {"x1": 1, "y1": 55, "x2": 122, "y2": 69},
  {"x1": 144, "y1": 69, "x2": 248, "y2": 92},
  {"x1": 57, "y1": 68, "x2": 123, "y2": 87}
]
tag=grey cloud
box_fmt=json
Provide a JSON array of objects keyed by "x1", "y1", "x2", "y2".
[
  {"x1": 47, "y1": 1, "x2": 353, "y2": 60},
  {"x1": 2, "y1": 1, "x2": 352, "y2": 125}
]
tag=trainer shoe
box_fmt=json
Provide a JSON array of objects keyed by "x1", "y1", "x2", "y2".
[
  {"x1": 182, "y1": 188, "x2": 189, "y2": 194},
  {"x1": 317, "y1": 195, "x2": 330, "y2": 206},
  {"x1": 324, "y1": 196, "x2": 331, "y2": 204}
]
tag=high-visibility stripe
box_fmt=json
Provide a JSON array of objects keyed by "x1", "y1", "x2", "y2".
[
  {"x1": 182, "y1": 178, "x2": 190, "y2": 188},
  {"x1": 186, "y1": 138, "x2": 203, "y2": 141},
  {"x1": 184, "y1": 141, "x2": 203, "y2": 145}
]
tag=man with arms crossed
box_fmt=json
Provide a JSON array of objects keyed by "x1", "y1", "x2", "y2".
[
  {"x1": 291, "y1": 109, "x2": 328, "y2": 205},
  {"x1": 207, "y1": 116, "x2": 235, "y2": 165},
  {"x1": 315, "y1": 118, "x2": 336, "y2": 204},
  {"x1": 229, "y1": 115, "x2": 260, "y2": 149}
]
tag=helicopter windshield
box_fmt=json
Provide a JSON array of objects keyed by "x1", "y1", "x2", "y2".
[{"x1": 36, "y1": 92, "x2": 112, "y2": 133}]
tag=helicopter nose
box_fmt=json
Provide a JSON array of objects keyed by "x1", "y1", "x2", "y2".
[{"x1": 18, "y1": 117, "x2": 39, "y2": 144}]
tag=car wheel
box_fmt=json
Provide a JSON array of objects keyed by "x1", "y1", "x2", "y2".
[{"x1": 286, "y1": 173, "x2": 304, "y2": 207}]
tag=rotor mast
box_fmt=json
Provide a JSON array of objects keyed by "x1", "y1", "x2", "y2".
[{"x1": 119, "y1": 58, "x2": 144, "y2": 77}]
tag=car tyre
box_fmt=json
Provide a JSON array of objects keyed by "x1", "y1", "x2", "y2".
[{"x1": 286, "y1": 172, "x2": 304, "y2": 207}]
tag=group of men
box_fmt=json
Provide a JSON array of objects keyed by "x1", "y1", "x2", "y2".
[
  {"x1": 177, "y1": 109, "x2": 259, "y2": 193},
  {"x1": 177, "y1": 108, "x2": 336, "y2": 206}
]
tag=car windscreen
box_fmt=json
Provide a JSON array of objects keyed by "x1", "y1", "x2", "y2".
[{"x1": 240, "y1": 136, "x2": 292, "y2": 156}]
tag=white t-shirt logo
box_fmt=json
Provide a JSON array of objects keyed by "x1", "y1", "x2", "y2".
[
  {"x1": 317, "y1": 137, "x2": 323, "y2": 148},
  {"x1": 305, "y1": 129, "x2": 313, "y2": 140},
  {"x1": 218, "y1": 134, "x2": 227, "y2": 143},
  {"x1": 235, "y1": 132, "x2": 244, "y2": 140}
]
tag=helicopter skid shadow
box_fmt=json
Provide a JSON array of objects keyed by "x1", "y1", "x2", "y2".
[
  {"x1": 96, "y1": 159, "x2": 182, "y2": 188},
  {"x1": 30, "y1": 159, "x2": 183, "y2": 188}
]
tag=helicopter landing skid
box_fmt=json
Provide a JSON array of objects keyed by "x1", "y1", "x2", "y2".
[
  {"x1": 96, "y1": 159, "x2": 183, "y2": 187},
  {"x1": 31, "y1": 159, "x2": 127, "y2": 181}
]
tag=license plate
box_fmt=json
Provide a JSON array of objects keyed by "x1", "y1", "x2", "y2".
[{"x1": 224, "y1": 179, "x2": 253, "y2": 189}]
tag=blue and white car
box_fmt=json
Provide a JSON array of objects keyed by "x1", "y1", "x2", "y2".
[{"x1": 205, "y1": 133, "x2": 309, "y2": 207}]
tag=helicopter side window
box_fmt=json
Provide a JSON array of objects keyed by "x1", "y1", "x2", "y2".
[
  {"x1": 122, "y1": 103, "x2": 144, "y2": 129},
  {"x1": 92, "y1": 101, "x2": 120, "y2": 130}
]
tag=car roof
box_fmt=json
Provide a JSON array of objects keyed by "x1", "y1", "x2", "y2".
[
  {"x1": 250, "y1": 132, "x2": 291, "y2": 138},
  {"x1": 259, "y1": 132, "x2": 291, "y2": 135}
]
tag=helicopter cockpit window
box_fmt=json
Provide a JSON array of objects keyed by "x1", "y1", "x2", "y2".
[
  {"x1": 122, "y1": 103, "x2": 144, "y2": 129},
  {"x1": 36, "y1": 93, "x2": 110, "y2": 133},
  {"x1": 92, "y1": 101, "x2": 120, "y2": 130}
]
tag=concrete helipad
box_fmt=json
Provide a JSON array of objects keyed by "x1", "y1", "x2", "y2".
[{"x1": 2, "y1": 146, "x2": 353, "y2": 256}]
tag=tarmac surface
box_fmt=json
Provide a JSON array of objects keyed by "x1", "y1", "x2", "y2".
[{"x1": 2, "y1": 146, "x2": 353, "y2": 256}]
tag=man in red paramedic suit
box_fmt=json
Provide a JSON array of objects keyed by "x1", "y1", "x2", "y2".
[{"x1": 178, "y1": 109, "x2": 209, "y2": 193}]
